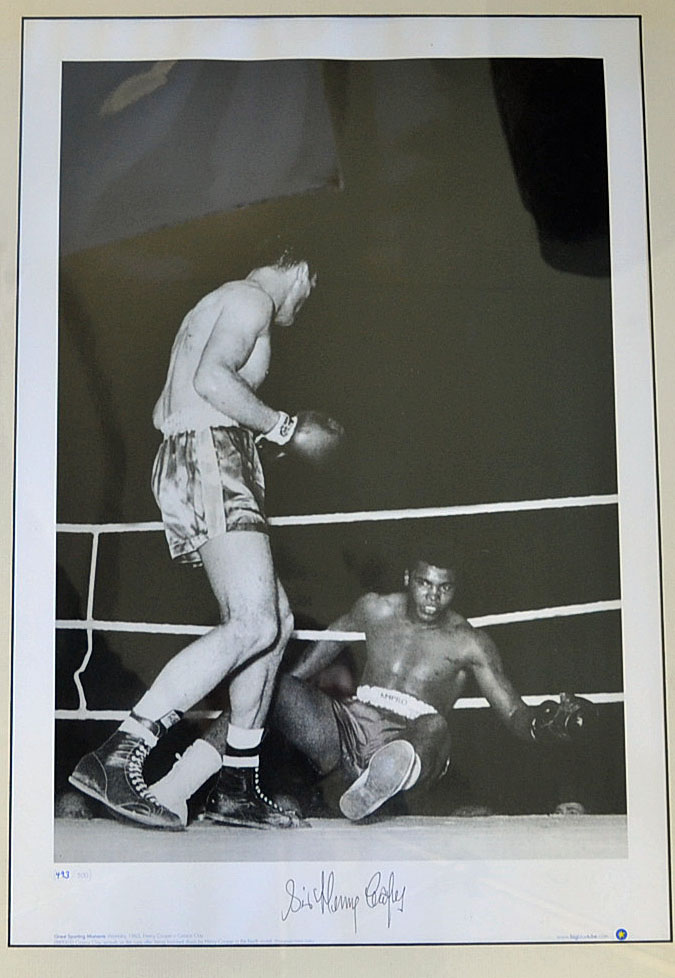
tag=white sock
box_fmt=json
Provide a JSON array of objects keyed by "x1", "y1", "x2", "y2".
[
  {"x1": 150, "y1": 740, "x2": 222, "y2": 819},
  {"x1": 131, "y1": 690, "x2": 178, "y2": 724},
  {"x1": 119, "y1": 708, "x2": 181, "y2": 748},
  {"x1": 223, "y1": 724, "x2": 264, "y2": 769},
  {"x1": 118, "y1": 714, "x2": 158, "y2": 747}
]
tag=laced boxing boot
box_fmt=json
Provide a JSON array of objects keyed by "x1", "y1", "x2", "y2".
[
  {"x1": 68, "y1": 711, "x2": 185, "y2": 831},
  {"x1": 339, "y1": 739, "x2": 418, "y2": 821},
  {"x1": 201, "y1": 765, "x2": 304, "y2": 829}
]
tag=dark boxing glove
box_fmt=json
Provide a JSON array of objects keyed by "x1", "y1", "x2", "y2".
[
  {"x1": 530, "y1": 692, "x2": 597, "y2": 744},
  {"x1": 261, "y1": 410, "x2": 344, "y2": 465}
]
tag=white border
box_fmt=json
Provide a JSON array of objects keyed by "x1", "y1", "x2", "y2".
[{"x1": 11, "y1": 15, "x2": 669, "y2": 946}]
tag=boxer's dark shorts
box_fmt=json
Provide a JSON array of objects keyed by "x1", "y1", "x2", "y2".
[
  {"x1": 151, "y1": 426, "x2": 267, "y2": 567},
  {"x1": 331, "y1": 697, "x2": 412, "y2": 779}
]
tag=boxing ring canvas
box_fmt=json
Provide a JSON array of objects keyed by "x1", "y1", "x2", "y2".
[{"x1": 10, "y1": 14, "x2": 670, "y2": 947}]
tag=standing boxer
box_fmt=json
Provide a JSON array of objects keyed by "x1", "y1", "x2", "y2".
[{"x1": 70, "y1": 257, "x2": 343, "y2": 830}]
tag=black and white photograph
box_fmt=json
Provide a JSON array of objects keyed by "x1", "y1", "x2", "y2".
[{"x1": 9, "y1": 14, "x2": 670, "y2": 948}]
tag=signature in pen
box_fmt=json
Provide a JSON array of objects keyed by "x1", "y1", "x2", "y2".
[{"x1": 281, "y1": 869, "x2": 406, "y2": 933}]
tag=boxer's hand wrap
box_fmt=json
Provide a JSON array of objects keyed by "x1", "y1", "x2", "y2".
[
  {"x1": 262, "y1": 412, "x2": 298, "y2": 446},
  {"x1": 530, "y1": 692, "x2": 597, "y2": 744}
]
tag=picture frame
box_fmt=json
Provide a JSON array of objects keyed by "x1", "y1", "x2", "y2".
[{"x1": 2, "y1": 2, "x2": 674, "y2": 975}]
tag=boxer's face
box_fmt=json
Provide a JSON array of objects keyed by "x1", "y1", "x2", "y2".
[
  {"x1": 275, "y1": 261, "x2": 316, "y2": 326},
  {"x1": 405, "y1": 561, "x2": 455, "y2": 623}
]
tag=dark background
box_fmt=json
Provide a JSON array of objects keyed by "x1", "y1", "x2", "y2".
[{"x1": 56, "y1": 57, "x2": 624, "y2": 817}]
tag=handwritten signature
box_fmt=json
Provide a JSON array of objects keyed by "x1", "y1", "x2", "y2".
[{"x1": 281, "y1": 870, "x2": 406, "y2": 933}]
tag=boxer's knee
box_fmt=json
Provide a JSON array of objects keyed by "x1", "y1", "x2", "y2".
[
  {"x1": 410, "y1": 713, "x2": 450, "y2": 750},
  {"x1": 216, "y1": 601, "x2": 280, "y2": 663},
  {"x1": 407, "y1": 715, "x2": 451, "y2": 786}
]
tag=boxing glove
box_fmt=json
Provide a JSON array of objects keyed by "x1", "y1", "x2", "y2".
[
  {"x1": 261, "y1": 410, "x2": 344, "y2": 465},
  {"x1": 530, "y1": 692, "x2": 597, "y2": 744}
]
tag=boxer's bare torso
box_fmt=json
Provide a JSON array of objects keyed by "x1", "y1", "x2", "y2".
[
  {"x1": 358, "y1": 593, "x2": 478, "y2": 715},
  {"x1": 293, "y1": 560, "x2": 525, "y2": 725},
  {"x1": 152, "y1": 280, "x2": 274, "y2": 430}
]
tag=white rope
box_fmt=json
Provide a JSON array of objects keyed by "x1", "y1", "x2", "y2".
[
  {"x1": 55, "y1": 493, "x2": 619, "y2": 720},
  {"x1": 58, "y1": 520, "x2": 164, "y2": 534},
  {"x1": 55, "y1": 492, "x2": 617, "y2": 534},
  {"x1": 54, "y1": 691, "x2": 624, "y2": 723},
  {"x1": 467, "y1": 599, "x2": 621, "y2": 627},
  {"x1": 55, "y1": 599, "x2": 620, "y2": 640},
  {"x1": 71, "y1": 531, "x2": 100, "y2": 711}
]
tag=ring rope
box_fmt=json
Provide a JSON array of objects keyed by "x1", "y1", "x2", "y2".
[
  {"x1": 71, "y1": 531, "x2": 100, "y2": 711},
  {"x1": 56, "y1": 493, "x2": 619, "y2": 721},
  {"x1": 56, "y1": 599, "x2": 620, "y2": 640},
  {"x1": 55, "y1": 691, "x2": 624, "y2": 723},
  {"x1": 56, "y1": 492, "x2": 618, "y2": 535}
]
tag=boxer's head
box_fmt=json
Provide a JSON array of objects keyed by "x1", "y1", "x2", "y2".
[
  {"x1": 248, "y1": 255, "x2": 316, "y2": 326},
  {"x1": 404, "y1": 558, "x2": 456, "y2": 624},
  {"x1": 273, "y1": 259, "x2": 316, "y2": 326}
]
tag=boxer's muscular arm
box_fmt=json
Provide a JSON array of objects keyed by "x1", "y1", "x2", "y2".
[
  {"x1": 193, "y1": 286, "x2": 281, "y2": 433},
  {"x1": 468, "y1": 631, "x2": 597, "y2": 743},
  {"x1": 290, "y1": 595, "x2": 373, "y2": 681},
  {"x1": 468, "y1": 630, "x2": 534, "y2": 740}
]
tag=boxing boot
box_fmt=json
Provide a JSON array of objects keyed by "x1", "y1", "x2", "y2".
[
  {"x1": 339, "y1": 740, "x2": 418, "y2": 821},
  {"x1": 201, "y1": 765, "x2": 303, "y2": 829},
  {"x1": 69, "y1": 712, "x2": 184, "y2": 831}
]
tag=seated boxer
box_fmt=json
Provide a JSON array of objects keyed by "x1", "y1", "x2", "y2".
[
  {"x1": 273, "y1": 547, "x2": 595, "y2": 820},
  {"x1": 69, "y1": 255, "x2": 343, "y2": 831},
  {"x1": 148, "y1": 545, "x2": 595, "y2": 824}
]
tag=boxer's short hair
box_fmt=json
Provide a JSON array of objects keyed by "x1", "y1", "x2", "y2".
[{"x1": 406, "y1": 542, "x2": 459, "y2": 578}]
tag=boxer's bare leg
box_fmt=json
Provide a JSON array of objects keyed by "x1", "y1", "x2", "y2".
[
  {"x1": 150, "y1": 585, "x2": 294, "y2": 819},
  {"x1": 134, "y1": 531, "x2": 281, "y2": 718},
  {"x1": 405, "y1": 713, "x2": 452, "y2": 787},
  {"x1": 70, "y1": 531, "x2": 285, "y2": 829},
  {"x1": 270, "y1": 674, "x2": 342, "y2": 774}
]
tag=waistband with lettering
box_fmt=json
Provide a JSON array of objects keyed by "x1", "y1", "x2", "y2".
[{"x1": 356, "y1": 684, "x2": 438, "y2": 720}]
